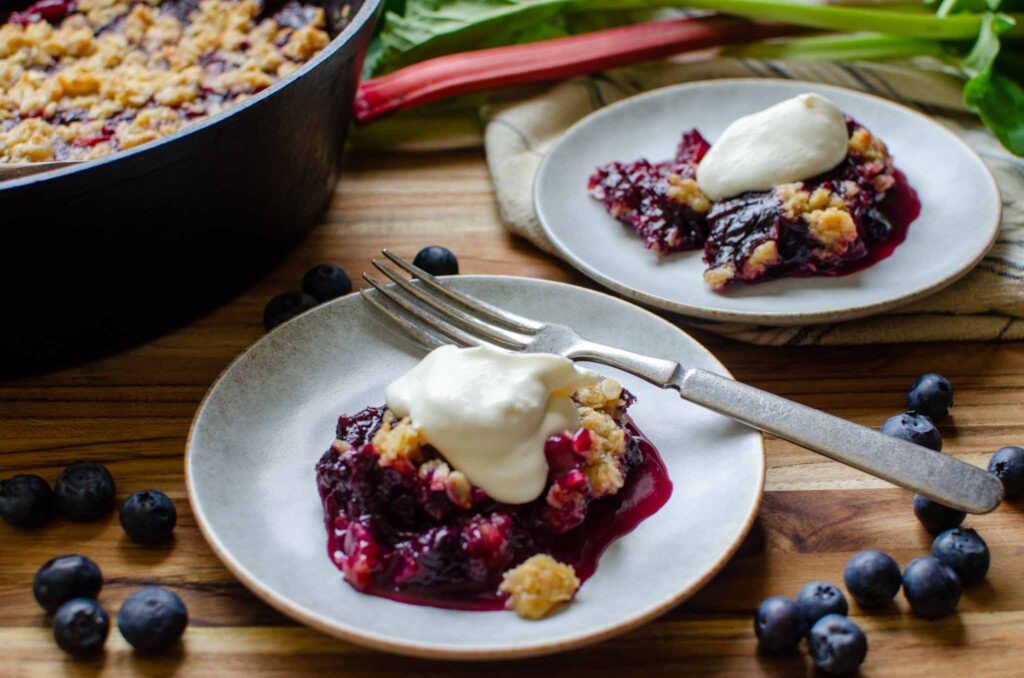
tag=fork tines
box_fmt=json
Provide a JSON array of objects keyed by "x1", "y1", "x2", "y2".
[{"x1": 360, "y1": 250, "x2": 540, "y2": 353}]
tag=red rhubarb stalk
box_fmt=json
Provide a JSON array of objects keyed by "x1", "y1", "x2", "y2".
[{"x1": 355, "y1": 16, "x2": 799, "y2": 123}]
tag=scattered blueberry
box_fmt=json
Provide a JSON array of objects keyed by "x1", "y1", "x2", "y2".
[
  {"x1": 913, "y1": 495, "x2": 966, "y2": 534},
  {"x1": 907, "y1": 373, "x2": 953, "y2": 420},
  {"x1": 796, "y1": 581, "x2": 849, "y2": 627},
  {"x1": 119, "y1": 490, "x2": 177, "y2": 545},
  {"x1": 301, "y1": 263, "x2": 352, "y2": 303},
  {"x1": 33, "y1": 555, "x2": 103, "y2": 613},
  {"x1": 754, "y1": 595, "x2": 805, "y2": 653},
  {"x1": 0, "y1": 474, "x2": 55, "y2": 527},
  {"x1": 413, "y1": 246, "x2": 459, "y2": 276},
  {"x1": 53, "y1": 598, "x2": 109, "y2": 657},
  {"x1": 902, "y1": 556, "x2": 962, "y2": 619},
  {"x1": 843, "y1": 550, "x2": 902, "y2": 608},
  {"x1": 807, "y1": 614, "x2": 868, "y2": 675},
  {"x1": 988, "y1": 446, "x2": 1024, "y2": 498},
  {"x1": 263, "y1": 291, "x2": 317, "y2": 330},
  {"x1": 118, "y1": 587, "x2": 188, "y2": 652},
  {"x1": 932, "y1": 527, "x2": 990, "y2": 587},
  {"x1": 880, "y1": 412, "x2": 942, "y2": 451},
  {"x1": 55, "y1": 462, "x2": 115, "y2": 521}
]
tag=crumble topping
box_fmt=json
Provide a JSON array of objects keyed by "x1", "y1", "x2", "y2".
[
  {"x1": 499, "y1": 554, "x2": 580, "y2": 619},
  {"x1": 775, "y1": 182, "x2": 857, "y2": 256},
  {"x1": 370, "y1": 411, "x2": 423, "y2": 471},
  {"x1": 703, "y1": 263, "x2": 737, "y2": 290},
  {"x1": 578, "y1": 406, "x2": 628, "y2": 496},
  {"x1": 743, "y1": 241, "x2": 781, "y2": 278},
  {"x1": 0, "y1": 0, "x2": 335, "y2": 163},
  {"x1": 575, "y1": 378, "x2": 626, "y2": 416},
  {"x1": 848, "y1": 126, "x2": 887, "y2": 163},
  {"x1": 806, "y1": 207, "x2": 858, "y2": 256},
  {"x1": 666, "y1": 174, "x2": 711, "y2": 213}
]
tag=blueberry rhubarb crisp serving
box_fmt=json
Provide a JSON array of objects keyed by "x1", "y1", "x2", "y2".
[
  {"x1": 1, "y1": 0, "x2": 342, "y2": 163},
  {"x1": 315, "y1": 345, "x2": 672, "y2": 619},
  {"x1": 588, "y1": 94, "x2": 920, "y2": 290}
]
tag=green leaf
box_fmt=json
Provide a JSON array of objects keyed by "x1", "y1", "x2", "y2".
[
  {"x1": 366, "y1": 0, "x2": 573, "y2": 75},
  {"x1": 962, "y1": 13, "x2": 1024, "y2": 154},
  {"x1": 965, "y1": 71, "x2": 1024, "y2": 153}
]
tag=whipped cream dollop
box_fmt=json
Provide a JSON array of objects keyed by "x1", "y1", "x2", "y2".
[
  {"x1": 385, "y1": 345, "x2": 598, "y2": 504},
  {"x1": 696, "y1": 93, "x2": 849, "y2": 200}
]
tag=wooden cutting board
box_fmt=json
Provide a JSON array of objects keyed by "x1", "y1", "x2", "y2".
[{"x1": 1, "y1": 148, "x2": 1022, "y2": 676}]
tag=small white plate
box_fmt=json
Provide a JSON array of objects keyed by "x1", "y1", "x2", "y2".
[
  {"x1": 186, "y1": 276, "x2": 764, "y2": 659},
  {"x1": 534, "y1": 79, "x2": 1001, "y2": 325}
]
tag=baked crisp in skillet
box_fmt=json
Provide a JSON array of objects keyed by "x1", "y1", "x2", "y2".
[{"x1": 0, "y1": 0, "x2": 340, "y2": 163}]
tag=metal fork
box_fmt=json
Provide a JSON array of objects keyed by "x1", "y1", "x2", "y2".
[{"x1": 361, "y1": 250, "x2": 1003, "y2": 514}]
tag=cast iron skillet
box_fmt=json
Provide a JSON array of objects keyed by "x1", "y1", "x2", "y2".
[{"x1": 0, "y1": 0, "x2": 382, "y2": 376}]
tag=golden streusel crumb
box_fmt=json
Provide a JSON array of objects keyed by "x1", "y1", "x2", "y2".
[
  {"x1": 666, "y1": 174, "x2": 711, "y2": 213},
  {"x1": 805, "y1": 207, "x2": 858, "y2": 255},
  {"x1": 499, "y1": 554, "x2": 580, "y2": 619},
  {"x1": 703, "y1": 263, "x2": 737, "y2": 290},
  {"x1": 742, "y1": 240, "x2": 781, "y2": 278},
  {"x1": 578, "y1": 406, "x2": 627, "y2": 496},
  {"x1": 371, "y1": 412, "x2": 424, "y2": 468},
  {"x1": 848, "y1": 127, "x2": 887, "y2": 163},
  {"x1": 574, "y1": 378, "x2": 625, "y2": 415},
  {"x1": 778, "y1": 182, "x2": 844, "y2": 221}
]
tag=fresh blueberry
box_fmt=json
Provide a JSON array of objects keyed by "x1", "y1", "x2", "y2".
[
  {"x1": 33, "y1": 555, "x2": 103, "y2": 613},
  {"x1": 263, "y1": 291, "x2": 318, "y2": 330},
  {"x1": 807, "y1": 614, "x2": 867, "y2": 675},
  {"x1": 796, "y1": 581, "x2": 849, "y2": 627},
  {"x1": 117, "y1": 587, "x2": 188, "y2": 652},
  {"x1": 0, "y1": 474, "x2": 55, "y2": 527},
  {"x1": 843, "y1": 550, "x2": 901, "y2": 608},
  {"x1": 907, "y1": 373, "x2": 953, "y2": 419},
  {"x1": 880, "y1": 412, "x2": 942, "y2": 451},
  {"x1": 754, "y1": 595, "x2": 805, "y2": 653},
  {"x1": 55, "y1": 462, "x2": 115, "y2": 520},
  {"x1": 913, "y1": 494, "x2": 965, "y2": 534},
  {"x1": 932, "y1": 527, "x2": 990, "y2": 586},
  {"x1": 53, "y1": 598, "x2": 109, "y2": 657},
  {"x1": 902, "y1": 556, "x2": 961, "y2": 619},
  {"x1": 119, "y1": 490, "x2": 177, "y2": 545},
  {"x1": 301, "y1": 263, "x2": 352, "y2": 303},
  {"x1": 988, "y1": 446, "x2": 1024, "y2": 498},
  {"x1": 413, "y1": 246, "x2": 459, "y2": 276}
]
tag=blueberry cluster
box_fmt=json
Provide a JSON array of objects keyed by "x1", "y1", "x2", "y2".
[
  {"x1": 262, "y1": 247, "x2": 460, "y2": 330},
  {"x1": 1, "y1": 461, "x2": 176, "y2": 544},
  {"x1": 755, "y1": 372, "x2": 1012, "y2": 673},
  {"x1": 755, "y1": 583, "x2": 865, "y2": 675},
  {"x1": 879, "y1": 373, "x2": 1024, "y2": 529},
  {"x1": 35, "y1": 555, "x2": 188, "y2": 656},
  {"x1": 1, "y1": 462, "x2": 184, "y2": 657},
  {"x1": 0, "y1": 462, "x2": 117, "y2": 527}
]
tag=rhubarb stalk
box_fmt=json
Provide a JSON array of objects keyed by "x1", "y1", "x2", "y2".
[{"x1": 355, "y1": 17, "x2": 800, "y2": 123}]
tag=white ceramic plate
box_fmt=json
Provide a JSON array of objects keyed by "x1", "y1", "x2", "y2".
[
  {"x1": 186, "y1": 276, "x2": 764, "y2": 659},
  {"x1": 535, "y1": 79, "x2": 1001, "y2": 325}
]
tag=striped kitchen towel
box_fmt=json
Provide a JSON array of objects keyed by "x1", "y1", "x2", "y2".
[{"x1": 483, "y1": 58, "x2": 1024, "y2": 345}]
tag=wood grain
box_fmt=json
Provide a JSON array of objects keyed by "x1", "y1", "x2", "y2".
[{"x1": 1, "y1": 148, "x2": 1023, "y2": 676}]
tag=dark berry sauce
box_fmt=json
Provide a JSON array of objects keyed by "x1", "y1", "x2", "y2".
[
  {"x1": 316, "y1": 404, "x2": 672, "y2": 612},
  {"x1": 820, "y1": 168, "x2": 919, "y2": 278}
]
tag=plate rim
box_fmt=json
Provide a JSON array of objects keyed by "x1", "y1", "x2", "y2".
[
  {"x1": 184, "y1": 274, "x2": 766, "y2": 660},
  {"x1": 534, "y1": 78, "x2": 1002, "y2": 326}
]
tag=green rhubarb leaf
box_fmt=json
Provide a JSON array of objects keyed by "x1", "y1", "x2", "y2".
[
  {"x1": 365, "y1": 0, "x2": 573, "y2": 75},
  {"x1": 962, "y1": 13, "x2": 1024, "y2": 154}
]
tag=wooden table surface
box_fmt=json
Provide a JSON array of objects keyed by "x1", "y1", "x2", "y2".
[{"x1": 2, "y1": 148, "x2": 1023, "y2": 677}]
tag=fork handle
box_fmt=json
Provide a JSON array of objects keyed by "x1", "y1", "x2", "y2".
[{"x1": 671, "y1": 367, "x2": 1002, "y2": 514}]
